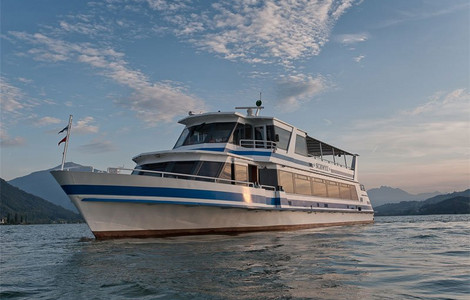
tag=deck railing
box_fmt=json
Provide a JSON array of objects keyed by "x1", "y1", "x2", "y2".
[
  {"x1": 239, "y1": 139, "x2": 277, "y2": 149},
  {"x1": 112, "y1": 168, "x2": 276, "y2": 191}
]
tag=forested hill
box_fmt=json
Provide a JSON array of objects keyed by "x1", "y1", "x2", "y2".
[
  {"x1": 374, "y1": 189, "x2": 470, "y2": 216},
  {"x1": 0, "y1": 178, "x2": 83, "y2": 224}
]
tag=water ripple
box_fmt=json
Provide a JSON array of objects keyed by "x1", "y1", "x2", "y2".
[{"x1": 1, "y1": 215, "x2": 469, "y2": 299}]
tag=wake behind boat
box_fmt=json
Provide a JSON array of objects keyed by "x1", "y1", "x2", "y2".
[{"x1": 51, "y1": 103, "x2": 374, "y2": 239}]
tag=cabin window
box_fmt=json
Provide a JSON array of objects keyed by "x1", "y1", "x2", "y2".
[
  {"x1": 168, "y1": 161, "x2": 197, "y2": 175},
  {"x1": 295, "y1": 134, "x2": 308, "y2": 156},
  {"x1": 174, "y1": 122, "x2": 236, "y2": 147},
  {"x1": 234, "y1": 164, "x2": 248, "y2": 182},
  {"x1": 278, "y1": 171, "x2": 294, "y2": 193},
  {"x1": 339, "y1": 183, "x2": 351, "y2": 199},
  {"x1": 197, "y1": 162, "x2": 223, "y2": 178},
  {"x1": 312, "y1": 178, "x2": 327, "y2": 197},
  {"x1": 350, "y1": 186, "x2": 359, "y2": 200},
  {"x1": 274, "y1": 126, "x2": 291, "y2": 150},
  {"x1": 327, "y1": 181, "x2": 340, "y2": 198},
  {"x1": 134, "y1": 162, "x2": 167, "y2": 176},
  {"x1": 219, "y1": 163, "x2": 232, "y2": 181},
  {"x1": 294, "y1": 174, "x2": 311, "y2": 195}
]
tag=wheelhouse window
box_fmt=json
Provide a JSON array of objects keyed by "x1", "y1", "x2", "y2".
[
  {"x1": 295, "y1": 134, "x2": 308, "y2": 156},
  {"x1": 174, "y1": 122, "x2": 236, "y2": 148},
  {"x1": 274, "y1": 126, "x2": 291, "y2": 150},
  {"x1": 232, "y1": 123, "x2": 253, "y2": 145}
]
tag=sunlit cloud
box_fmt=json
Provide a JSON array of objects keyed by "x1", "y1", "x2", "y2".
[
  {"x1": 146, "y1": 0, "x2": 356, "y2": 66},
  {"x1": 341, "y1": 88, "x2": 470, "y2": 191}
]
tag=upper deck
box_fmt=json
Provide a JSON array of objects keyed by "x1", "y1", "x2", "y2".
[{"x1": 133, "y1": 108, "x2": 359, "y2": 181}]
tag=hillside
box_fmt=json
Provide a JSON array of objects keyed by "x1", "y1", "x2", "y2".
[
  {"x1": 368, "y1": 186, "x2": 440, "y2": 207},
  {"x1": 374, "y1": 189, "x2": 470, "y2": 216},
  {"x1": 8, "y1": 162, "x2": 97, "y2": 212},
  {"x1": 0, "y1": 178, "x2": 83, "y2": 224}
]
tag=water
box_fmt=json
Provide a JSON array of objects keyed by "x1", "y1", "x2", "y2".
[{"x1": 1, "y1": 215, "x2": 469, "y2": 300}]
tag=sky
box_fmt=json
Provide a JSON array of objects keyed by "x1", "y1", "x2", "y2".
[{"x1": 1, "y1": 0, "x2": 469, "y2": 194}]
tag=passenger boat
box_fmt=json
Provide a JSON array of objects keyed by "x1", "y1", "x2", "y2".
[{"x1": 51, "y1": 103, "x2": 374, "y2": 239}]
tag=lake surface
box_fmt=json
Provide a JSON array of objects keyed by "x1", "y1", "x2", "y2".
[{"x1": 1, "y1": 215, "x2": 469, "y2": 299}]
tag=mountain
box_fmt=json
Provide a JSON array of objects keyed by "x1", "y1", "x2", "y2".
[
  {"x1": 374, "y1": 189, "x2": 470, "y2": 216},
  {"x1": 0, "y1": 178, "x2": 83, "y2": 224},
  {"x1": 8, "y1": 162, "x2": 98, "y2": 212},
  {"x1": 367, "y1": 186, "x2": 441, "y2": 207}
]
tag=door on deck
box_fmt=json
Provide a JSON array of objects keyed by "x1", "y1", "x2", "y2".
[{"x1": 248, "y1": 165, "x2": 258, "y2": 185}]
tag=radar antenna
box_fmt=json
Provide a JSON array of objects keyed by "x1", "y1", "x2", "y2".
[{"x1": 235, "y1": 93, "x2": 264, "y2": 116}]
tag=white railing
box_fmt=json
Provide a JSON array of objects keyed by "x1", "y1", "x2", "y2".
[
  {"x1": 239, "y1": 139, "x2": 277, "y2": 149},
  {"x1": 114, "y1": 167, "x2": 276, "y2": 191}
]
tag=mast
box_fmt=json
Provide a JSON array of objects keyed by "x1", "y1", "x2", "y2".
[{"x1": 61, "y1": 115, "x2": 73, "y2": 171}]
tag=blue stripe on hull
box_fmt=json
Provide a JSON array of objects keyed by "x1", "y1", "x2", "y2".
[
  {"x1": 62, "y1": 185, "x2": 371, "y2": 212},
  {"x1": 62, "y1": 184, "x2": 277, "y2": 206}
]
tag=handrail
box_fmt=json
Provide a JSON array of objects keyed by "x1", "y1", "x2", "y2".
[
  {"x1": 114, "y1": 167, "x2": 276, "y2": 190},
  {"x1": 239, "y1": 139, "x2": 277, "y2": 149}
]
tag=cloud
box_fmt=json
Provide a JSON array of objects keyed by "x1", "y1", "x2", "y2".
[
  {"x1": 339, "y1": 88, "x2": 470, "y2": 192},
  {"x1": 275, "y1": 74, "x2": 328, "y2": 111},
  {"x1": 343, "y1": 88, "x2": 470, "y2": 160},
  {"x1": 34, "y1": 116, "x2": 61, "y2": 127},
  {"x1": 146, "y1": 0, "x2": 356, "y2": 66},
  {"x1": 0, "y1": 77, "x2": 26, "y2": 113},
  {"x1": 73, "y1": 117, "x2": 99, "y2": 134},
  {"x1": 335, "y1": 33, "x2": 369, "y2": 45},
  {"x1": 9, "y1": 31, "x2": 204, "y2": 125},
  {"x1": 77, "y1": 138, "x2": 117, "y2": 154},
  {"x1": 0, "y1": 127, "x2": 26, "y2": 147},
  {"x1": 353, "y1": 55, "x2": 365, "y2": 62}
]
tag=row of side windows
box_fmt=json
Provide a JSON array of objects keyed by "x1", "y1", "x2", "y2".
[{"x1": 278, "y1": 170, "x2": 359, "y2": 200}]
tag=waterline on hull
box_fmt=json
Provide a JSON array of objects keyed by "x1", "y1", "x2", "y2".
[{"x1": 93, "y1": 220, "x2": 374, "y2": 239}]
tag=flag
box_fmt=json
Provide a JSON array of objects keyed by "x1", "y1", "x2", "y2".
[
  {"x1": 58, "y1": 136, "x2": 67, "y2": 146},
  {"x1": 58, "y1": 125, "x2": 68, "y2": 134}
]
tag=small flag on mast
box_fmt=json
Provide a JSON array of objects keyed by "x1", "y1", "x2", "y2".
[
  {"x1": 58, "y1": 125, "x2": 68, "y2": 134},
  {"x1": 59, "y1": 115, "x2": 73, "y2": 170},
  {"x1": 58, "y1": 136, "x2": 67, "y2": 145}
]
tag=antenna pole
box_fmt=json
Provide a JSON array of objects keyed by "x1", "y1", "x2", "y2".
[{"x1": 61, "y1": 115, "x2": 73, "y2": 171}]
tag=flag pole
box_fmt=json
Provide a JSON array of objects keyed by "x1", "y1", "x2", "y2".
[{"x1": 61, "y1": 115, "x2": 73, "y2": 171}]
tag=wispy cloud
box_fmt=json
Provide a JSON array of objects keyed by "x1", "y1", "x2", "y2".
[
  {"x1": 377, "y1": 2, "x2": 469, "y2": 28},
  {"x1": 1, "y1": 77, "x2": 26, "y2": 113},
  {"x1": 353, "y1": 55, "x2": 365, "y2": 62},
  {"x1": 344, "y1": 88, "x2": 470, "y2": 160},
  {"x1": 335, "y1": 33, "x2": 369, "y2": 45},
  {"x1": 0, "y1": 127, "x2": 26, "y2": 147},
  {"x1": 77, "y1": 138, "x2": 116, "y2": 154},
  {"x1": 34, "y1": 116, "x2": 61, "y2": 127},
  {"x1": 341, "y1": 88, "x2": 470, "y2": 192},
  {"x1": 275, "y1": 74, "x2": 328, "y2": 111},
  {"x1": 73, "y1": 117, "x2": 99, "y2": 134},
  {"x1": 146, "y1": 0, "x2": 356, "y2": 66},
  {"x1": 9, "y1": 31, "x2": 204, "y2": 125}
]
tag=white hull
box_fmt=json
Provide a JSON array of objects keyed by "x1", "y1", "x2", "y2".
[{"x1": 52, "y1": 171, "x2": 374, "y2": 239}]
